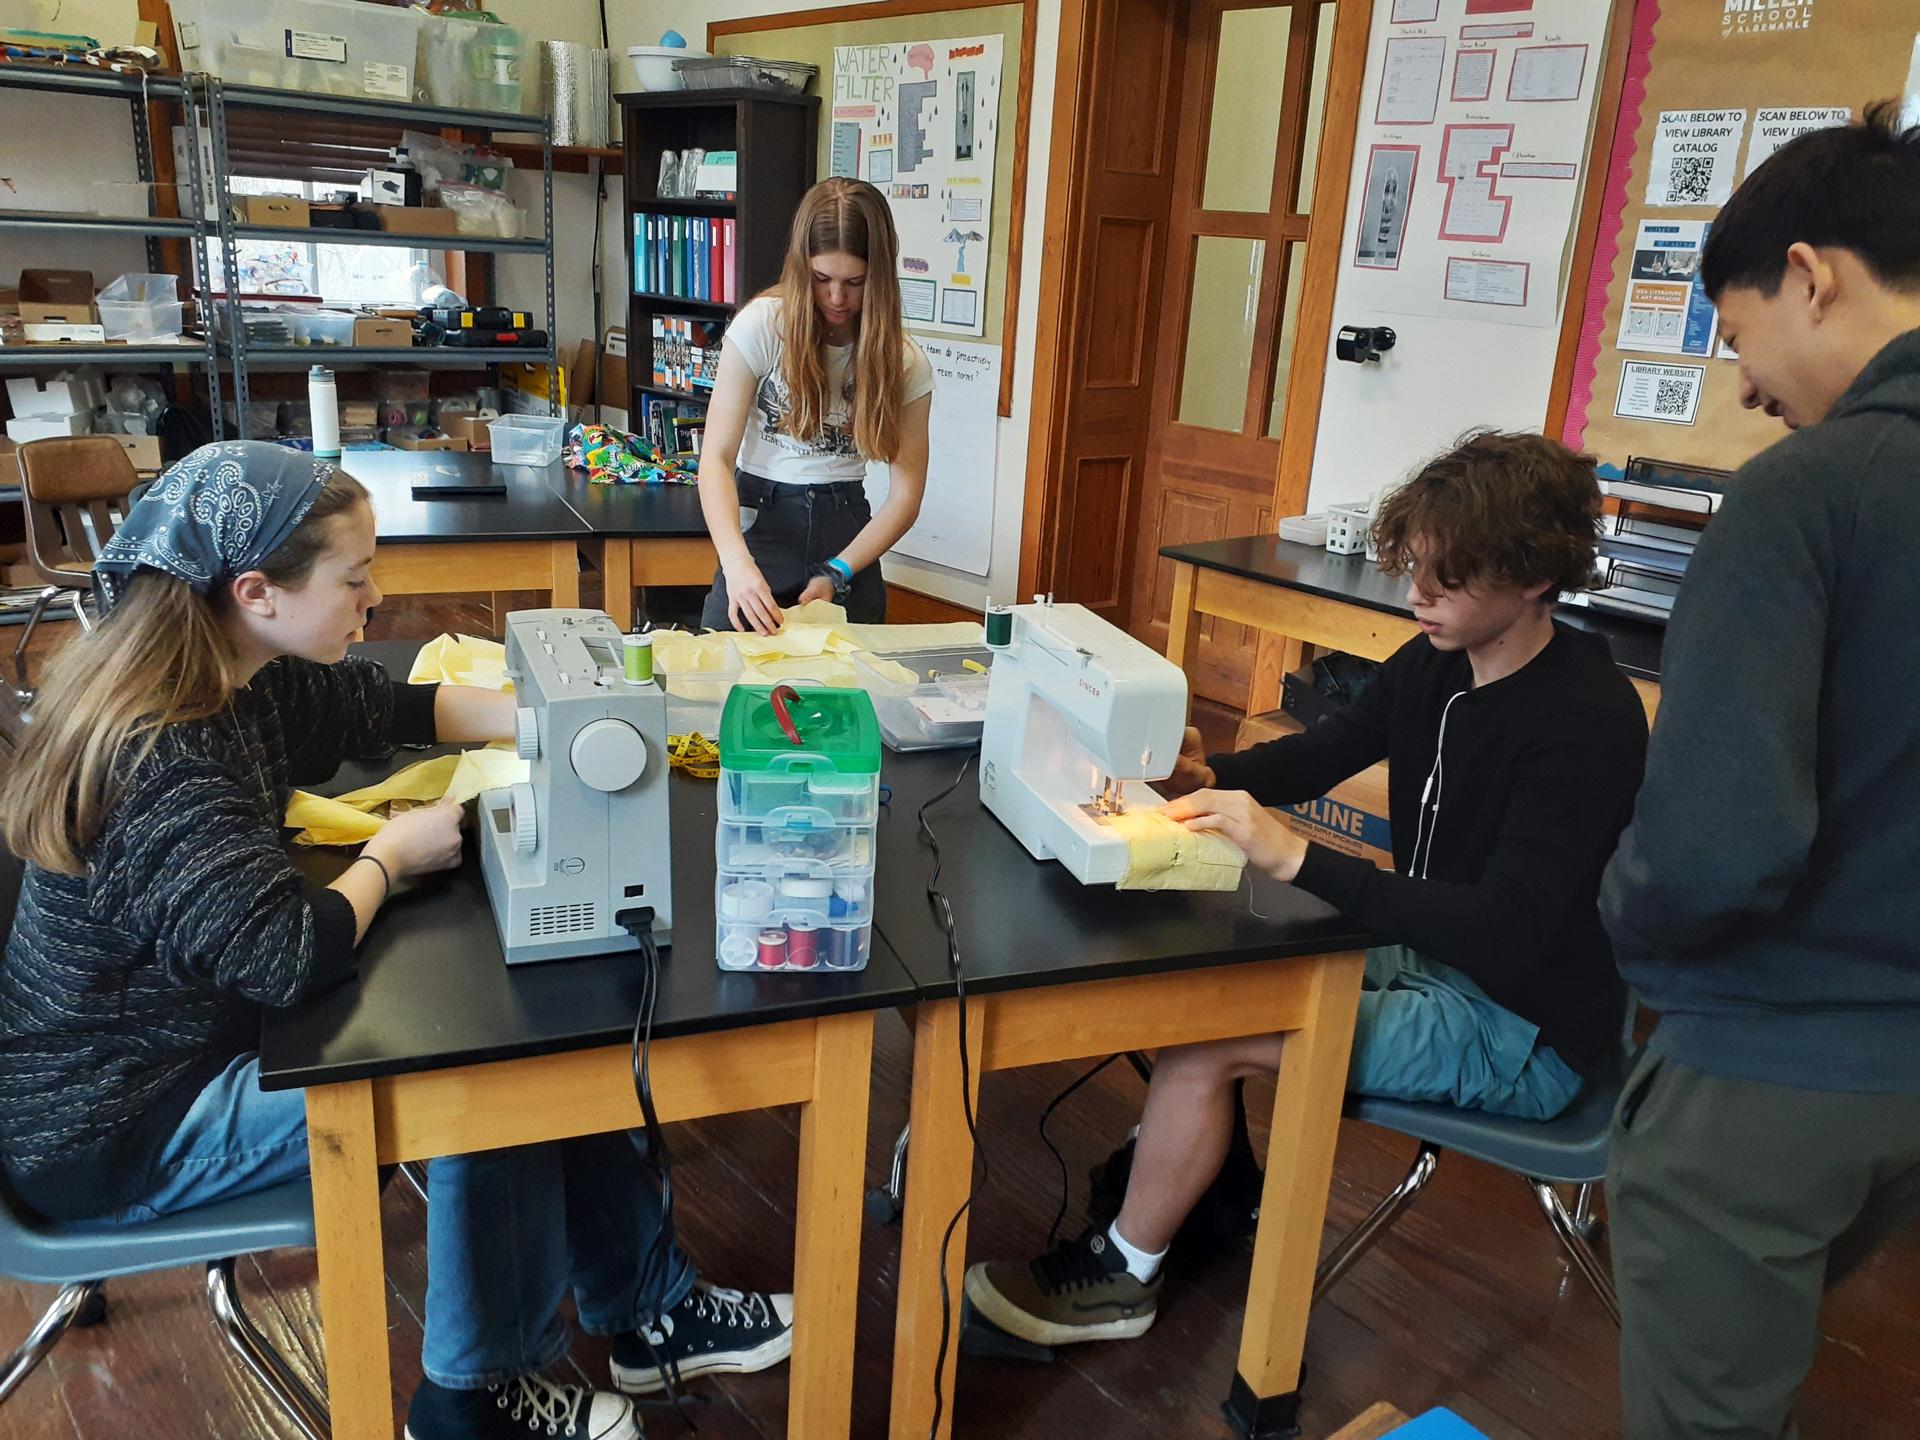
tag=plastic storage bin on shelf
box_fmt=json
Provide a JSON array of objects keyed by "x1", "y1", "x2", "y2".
[
  {"x1": 714, "y1": 684, "x2": 881, "y2": 973},
  {"x1": 289, "y1": 310, "x2": 357, "y2": 347},
  {"x1": 672, "y1": 55, "x2": 817, "y2": 94},
  {"x1": 419, "y1": 13, "x2": 525, "y2": 112},
  {"x1": 171, "y1": 0, "x2": 424, "y2": 101},
  {"x1": 487, "y1": 413, "x2": 565, "y2": 466},
  {"x1": 95, "y1": 274, "x2": 185, "y2": 342},
  {"x1": 851, "y1": 642, "x2": 993, "y2": 752}
]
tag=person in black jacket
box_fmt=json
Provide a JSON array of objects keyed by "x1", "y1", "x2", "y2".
[
  {"x1": 0, "y1": 443, "x2": 793, "y2": 1440},
  {"x1": 1600, "y1": 105, "x2": 1920, "y2": 1440},
  {"x1": 966, "y1": 430, "x2": 1647, "y2": 1349}
]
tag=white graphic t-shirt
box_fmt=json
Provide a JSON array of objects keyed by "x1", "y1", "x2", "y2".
[{"x1": 725, "y1": 296, "x2": 934, "y2": 485}]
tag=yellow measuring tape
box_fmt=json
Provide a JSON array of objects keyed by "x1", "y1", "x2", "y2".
[{"x1": 667, "y1": 732, "x2": 720, "y2": 779}]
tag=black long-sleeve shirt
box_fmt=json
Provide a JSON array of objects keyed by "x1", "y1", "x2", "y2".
[
  {"x1": 0, "y1": 657, "x2": 438, "y2": 1220},
  {"x1": 1212, "y1": 625, "x2": 1647, "y2": 1066}
]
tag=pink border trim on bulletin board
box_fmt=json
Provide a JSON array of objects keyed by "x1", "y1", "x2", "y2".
[{"x1": 1563, "y1": 0, "x2": 1660, "y2": 448}]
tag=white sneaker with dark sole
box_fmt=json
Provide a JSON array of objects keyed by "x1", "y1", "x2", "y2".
[{"x1": 610, "y1": 1282, "x2": 794, "y2": 1395}]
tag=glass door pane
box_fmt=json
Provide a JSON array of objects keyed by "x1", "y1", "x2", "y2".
[
  {"x1": 1200, "y1": 7, "x2": 1294, "y2": 213},
  {"x1": 1178, "y1": 235, "x2": 1265, "y2": 431},
  {"x1": 1266, "y1": 241, "x2": 1308, "y2": 437},
  {"x1": 1295, "y1": 4, "x2": 1338, "y2": 213}
]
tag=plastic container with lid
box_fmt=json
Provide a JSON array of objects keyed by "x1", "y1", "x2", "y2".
[
  {"x1": 673, "y1": 55, "x2": 817, "y2": 94},
  {"x1": 715, "y1": 685, "x2": 881, "y2": 972},
  {"x1": 851, "y1": 643, "x2": 994, "y2": 752},
  {"x1": 171, "y1": 0, "x2": 424, "y2": 100}
]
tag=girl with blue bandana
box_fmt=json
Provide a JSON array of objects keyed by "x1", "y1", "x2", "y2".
[{"x1": 0, "y1": 442, "x2": 793, "y2": 1440}]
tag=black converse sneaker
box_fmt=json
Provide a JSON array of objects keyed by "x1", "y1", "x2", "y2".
[
  {"x1": 610, "y1": 1281, "x2": 795, "y2": 1395},
  {"x1": 404, "y1": 1374, "x2": 639, "y2": 1440},
  {"x1": 964, "y1": 1228, "x2": 1161, "y2": 1346}
]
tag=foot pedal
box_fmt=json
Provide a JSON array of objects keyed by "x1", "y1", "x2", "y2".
[{"x1": 959, "y1": 1298, "x2": 1055, "y2": 1363}]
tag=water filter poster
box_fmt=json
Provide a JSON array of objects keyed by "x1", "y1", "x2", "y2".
[{"x1": 832, "y1": 36, "x2": 1003, "y2": 338}]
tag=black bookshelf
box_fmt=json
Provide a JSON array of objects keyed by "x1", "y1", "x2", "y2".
[{"x1": 617, "y1": 88, "x2": 818, "y2": 433}]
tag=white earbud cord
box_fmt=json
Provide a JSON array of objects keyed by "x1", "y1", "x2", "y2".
[{"x1": 1412, "y1": 689, "x2": 1467, "y2": 880}]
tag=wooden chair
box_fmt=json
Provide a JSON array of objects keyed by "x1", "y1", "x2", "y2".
[{"x1": 11, "y1": 437, "x2": 142, "y2": 701}]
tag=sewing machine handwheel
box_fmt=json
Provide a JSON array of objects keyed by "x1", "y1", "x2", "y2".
[{"x1": 510, "y1": 782, "x2": 538, "y2": 853}]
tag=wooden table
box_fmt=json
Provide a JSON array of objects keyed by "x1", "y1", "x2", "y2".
[
  {"x1": 1161, "y1": 537, "x2": 1665, "y2": 720},
  {"x1": 543, "y1": 470, "x2": 717, "y2": 630},
  {"x1": 871, "y1": 751, "x2": 1375, "y2": 1440},
  {"x1": 1331, "y1": 1402, "x2": 1413, "y2": 1438},
  {"x1": 342, "y1": 452, "x2": 591, "y2": 612},
  {"x1": 261, "y1": 643, "x2": 916, "y2": 1440}
]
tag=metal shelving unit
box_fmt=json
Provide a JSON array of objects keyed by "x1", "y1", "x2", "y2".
[{"x1": 1, "y1": 63, "x2": 561, "y2": 429}]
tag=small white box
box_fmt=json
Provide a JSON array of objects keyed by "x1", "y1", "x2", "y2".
[
  {"x1": 21, "y1": 324, "x2": 108, "y2": 345},
  {"x1": 6, "y1": 412, "x2": 92, "y2": 443},
  {"x1": 6, "y1": 372, "x2": 103, "y2": 418},
  {"x1": 1324, "y1": 504, "x2": 1372, "y2": 556}
]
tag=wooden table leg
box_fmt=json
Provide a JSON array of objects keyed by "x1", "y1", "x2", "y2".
[
  {"x1": 789, "y1": 1011, "x2": 876, "y2": 1438},
  {"x1": 599, "y1": 539, "x2": 634, "y2": 631},
  {"x1": 549, "y1": 540, "x2": 580, "y2": 608},
  {"x1": 1166, "y1": 562, "x2": 1204, "y2": 671},
  {"x1": 1226, "y1": 949, "x2": 1366, "y2": 1438},
  {"x1": 889, "y1": 998, "x2": 984, "y2": 1440},
  {"x1": 305, "y1": 1079, "x2": 392, "y2": 1440}
]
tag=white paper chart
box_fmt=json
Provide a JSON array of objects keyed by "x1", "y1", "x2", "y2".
[
  {"x1": 1342, "y1": 0, "x2": 1610, "y2": 328},
  {"x1": 865, "y1": 339, "x2": 1000, "y2": 576},
  {"x1": 832, "y1": 37, "x2": 1003, "y2": 338}
]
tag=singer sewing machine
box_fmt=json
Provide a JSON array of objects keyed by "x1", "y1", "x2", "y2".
[
  {"x1": 479, "y1": 609, "x2": 674, "y2": 964},
  {"x1": 978, "y1": 598, "x2": 1189, "y2": 885}
]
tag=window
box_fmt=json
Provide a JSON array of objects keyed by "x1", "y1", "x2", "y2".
[{"x1": 207, "y1": 178, "x2": 443, "y2": 306}]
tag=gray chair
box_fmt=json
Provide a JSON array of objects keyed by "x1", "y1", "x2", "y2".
[
  {"x1": 0, "y1": 851, "x2": 330, "y2": 1437},
  {"x1": 1311, "y1": 1040, "x2": 1631, "y2": 1325}
]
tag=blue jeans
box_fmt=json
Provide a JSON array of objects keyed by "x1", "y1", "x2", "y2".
[
  {"x1": 1346, "y1": 945, "x2": 1586, "y2": 1120},
  {"x1": 112, "y1": 1054, "x2": 697, "y2": 1389}
]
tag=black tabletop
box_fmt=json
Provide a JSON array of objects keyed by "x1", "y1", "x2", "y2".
[
  {"x1": 545, "y1": 470, "x2": 711, "y2": 539},
  {"x1": 256, "y1": 643, "x2": 919, "y2": 1091},
  {"x1": 872, "y1": 750, "x2": 1374, "y2": 1001},
  {"x1": 1161, "y1": 536, "x2": 1665, "y2": 684},
  {"x1": 340, "y1": 450, "x2": 591, "y2": 544}
]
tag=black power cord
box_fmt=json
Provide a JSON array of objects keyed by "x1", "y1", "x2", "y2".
[
  {"x1": 917, "y1": 753, "x2": 984, "y2": 1440},
  {"x1": 1037, "y1": 1056, "x2": 1123, "y2": 1251},
  {"x1": 620, "y1": 911, "x2": 703, "y2": 1428}
]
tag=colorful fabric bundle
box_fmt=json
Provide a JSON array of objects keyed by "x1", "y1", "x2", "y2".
[{"x1": 564, "y1": 422, "x2": 700, "y2": 485}]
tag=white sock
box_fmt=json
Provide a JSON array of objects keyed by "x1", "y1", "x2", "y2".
[{"x1": 1107, "y1": 1221, "x2": 1166, "y2": 1283}]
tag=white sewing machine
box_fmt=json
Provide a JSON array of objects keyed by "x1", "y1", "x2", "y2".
[
  {"x1": 978, "y1": 599, "x2": 1189, "y2": 885},
  {"x1": 479, "y1": 609, "x2": 674, "y2": 964}
]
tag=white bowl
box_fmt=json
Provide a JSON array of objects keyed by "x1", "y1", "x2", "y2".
[{"x1": 627, "y1": 46, "x2": 705, "y2": 92}]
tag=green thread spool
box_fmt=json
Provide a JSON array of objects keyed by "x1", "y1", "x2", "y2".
[
  {"x1": 984, "y1": 604, "x2": 1013, "y2": 648},
  {"x1": 623, "y1": 630, "x2": 654, "y2": 683}
]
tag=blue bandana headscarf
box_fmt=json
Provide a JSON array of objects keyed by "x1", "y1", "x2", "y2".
[{"x1": 93, "y1": 441, "x2": 334, "y2": 611}]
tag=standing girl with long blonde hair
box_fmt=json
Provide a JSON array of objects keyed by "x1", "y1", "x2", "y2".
[{"x1": 697, "y1": 176, "x2": 934, "y2": 633}]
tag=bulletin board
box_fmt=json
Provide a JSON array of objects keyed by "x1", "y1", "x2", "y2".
[
  {"x1": 710, "y1": 0, "x2": 1035, "y2": 416},
  {"x1": 1560, "y1": 0, "x2": 1918, "y2": 474}
]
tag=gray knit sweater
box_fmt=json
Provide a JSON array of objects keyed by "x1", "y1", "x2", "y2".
[{"x1": 0, "y1": 657, "x2": 438, "y2": 1219}]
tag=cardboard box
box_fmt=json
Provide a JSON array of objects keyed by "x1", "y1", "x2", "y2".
[
  {"x1": 17, "y1": 270, "x2": 96, "y2": 326},
  {"x1": 7, "y1": 371, "x2": 103, "y2": 418},
  {"x1": 6, "y1": 412, "x2": 91, "y2": 444},
  {"x1": 21, "y1": 324, "x2": 108, "y2": 344},
  {"x1": 340, "y1": 401, "x2": 381, "y2": 428},
  {"x1": 379, "y1": 206, "x2": 461, "y2": 237},
  {"x1": 112, "y1": 433, "x2": 163, "y2": 473},
  {"x1": 353, "y1": 317, "x2": 412, "y2": 348},
  {"x1": 238, "y1": 195, "x2": 312, "y2": 228},
  {"x1": 599, "y1": 326, "x2": 628, "y2": 410},
  {"x1": 1236, "y1": 711, "x2": 1394, "y2": 871},
  {"x1": 389, "y1": 432, "x2": 466, "y2": 452},
  {"x1": 433, "y1": 407, "x2": 498, "y2": 447}
]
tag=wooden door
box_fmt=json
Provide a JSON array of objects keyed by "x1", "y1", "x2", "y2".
[
  {"x1": 1019, "y1": 0, "x2": 1191, "y2": 624},
  {"x1": 1129, "y1": 0, "x2": 1369, "y2": 705}
]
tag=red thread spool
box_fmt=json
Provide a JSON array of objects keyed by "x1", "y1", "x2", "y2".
[
  {"x1": 756, "y1": 928, "x2": 789, "y2": 969},
  {"x1": 786, "y1": 919, "x2": 821, "y2": 969}
]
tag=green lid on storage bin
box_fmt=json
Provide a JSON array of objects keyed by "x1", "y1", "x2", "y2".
[{"x1": 720, "y1": 685, "x2": 882, "y2": 774}]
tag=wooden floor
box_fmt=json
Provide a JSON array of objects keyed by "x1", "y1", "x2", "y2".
[{"x1": 2, "y1": 601, "x2": 1917, "y2": 1440}]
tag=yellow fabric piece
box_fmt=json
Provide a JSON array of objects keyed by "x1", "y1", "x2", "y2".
[
  {"x1": 1106, "y1": 810, "x2": 1247, "y2": 893},
  {"x1": 842, "y1": 620, "x2": 985, "y2": 655},
  {"x1": 408, "y1": 633, "x2": 512, "y2": 691},
  {"x1": 286, "y1": 747, "x2": 528, "y2": 846}
]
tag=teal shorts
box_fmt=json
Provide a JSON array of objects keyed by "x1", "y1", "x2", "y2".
[{"x1": 1346, "y1": 944, "x2": 1584, "y2": 1121}]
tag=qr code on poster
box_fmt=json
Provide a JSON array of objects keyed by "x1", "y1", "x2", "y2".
[
  {"x1": 1665, "y1": 156, "x2": 1715, "y2": 204},
  {"x1": 1654, "y1": 379, "x2": 1693, "y2": 417}
]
